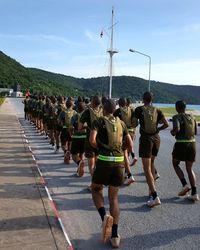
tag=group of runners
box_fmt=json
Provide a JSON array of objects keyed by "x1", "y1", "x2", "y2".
[{"x1": 23, "y1": 92, "x2": 199, "y2": 248}]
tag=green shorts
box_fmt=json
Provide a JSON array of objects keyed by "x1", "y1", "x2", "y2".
[
  {"x1": 47, "y1": 118, "x2": 55, "y2": 130},
  {"x1": 38, "y1": 111, "x2": 43, "y2": 120},
  {"x1": 172, "y1": 142, "x2": 196, "y2": 162},
  {"x1": 71, "y1": 137, "x2": 85, "y2": 155},
  {"x1": 60, "y1": 128, "x2": 72, "y2": 144},
  {"x1": 139, "y1": 134, "x2": 160, "y2": 158},
  {"x1": 32, "y1": 109, "x2": 37, "y2": 118},
  {"x1": 92, "y1": 159, "x2": 124, "y2": 187}
]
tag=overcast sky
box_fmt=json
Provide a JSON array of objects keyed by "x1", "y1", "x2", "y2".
[{"x1": 0, "y1": 0, "x2": 200, "y2": 86}]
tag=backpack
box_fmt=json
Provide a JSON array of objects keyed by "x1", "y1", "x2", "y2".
[
  {"x1": 43, "y1": 102, "x2": 50, "y2": 116},
  {"x1": 120, "y1": 107, "x2": 132, "y2": 127},
  {"x1": 88, "y1": 106, "x2": 103, "y2": 127},
  {"x1": 99, "y1": 116, "x2": 123, "y2": 150},
  {"x1": 179, "y1": 113, "x2": 195, "y2": 139},
  {"x1": 56, "y1": 103, "x2": 66, "y2": 117},
  {"x1": 142, "y1": 106, "x2": 158, "y2": 134},
  {"x1": 38, "y1": 100, "x2": 44, "y2": 111},
  {"x1": 64, "y1": 108, "x2": 76, "y2": 128},
  {"x1": 49, "y1": 103, "x2": 57, "y2": 118}
]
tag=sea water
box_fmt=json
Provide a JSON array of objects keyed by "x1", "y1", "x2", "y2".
[{"x1": 154, "y1": 103, "x2": 200, "y2": 111}]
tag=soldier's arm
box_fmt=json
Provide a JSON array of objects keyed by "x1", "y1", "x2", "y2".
[
  {"x1": 170, "y1": 115, "x2": 179, "y2": 136},
  {"x1": 123, "y1": 133, "x2": 133, "y2": 152},
  {"x1": 89, "y1": 129, "x2": 97, "y2": 148},
  {"x1": 132, "y1": 108, "x2": 139, "y2": 128},
  {"x1": 157, "y1": 110, "x2": 169, "y2": 132},
  {"x1": 194, "y1": 120, "x2": 197, "y2": 135},
  {"x1": 78, "y1": 110, "x2": 88, "y2": 130},
  {"x1": 157, "y1": 116, "x2": 169, "y2": 132}
]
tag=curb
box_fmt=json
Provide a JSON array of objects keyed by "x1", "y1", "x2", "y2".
[{"x1": 18, "y1": 118, "x2": 74, "y2": 250}]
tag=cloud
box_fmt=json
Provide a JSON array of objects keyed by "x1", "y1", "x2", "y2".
[
  {"x1": 152, "y1": 22, "x2": 200, "y2": 37},
  {"x1": 0, "y1": 33, "x2": 82, "y2": 46},
  {"x1": 121, "y1": 59, "x2": 200, "y2": 86},
  {"x1": 84, "y1": 29, "x2": 96, "y2": 41},
  {"x1": 183, "y1": 23, "x2": 200, "y2": 32}
]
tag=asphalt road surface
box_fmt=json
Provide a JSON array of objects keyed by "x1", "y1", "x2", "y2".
[{"x1": 9, "y1": 97, "x2": 200, "y2": 250}]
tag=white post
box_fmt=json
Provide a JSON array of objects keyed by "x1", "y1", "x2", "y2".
[
  {"x1": 129, "y1": 49, "x2": 151, "y2": 92},
  {"x1": 107, "y1": 7, "x2": 118, "y2": 99}
]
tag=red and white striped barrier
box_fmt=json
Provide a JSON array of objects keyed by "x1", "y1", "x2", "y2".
[{"x1": 18, "y1": 118, "x2": 74, "y2": 250}]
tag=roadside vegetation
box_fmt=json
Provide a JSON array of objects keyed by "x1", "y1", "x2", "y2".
[
  {"x1": 0, "y1": 97, "x2": 5, "y2": 106},
  {"x1": 160, "y1": 107, "x2": 200, "y2": 121},
  {"x1": 1, "y1": 51, "x2": 200, "y2": 104}
]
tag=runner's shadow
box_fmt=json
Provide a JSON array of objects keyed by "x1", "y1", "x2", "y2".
[
  {"x1": 72, "y1": 232, "x2": 114, "y2": 250},
  {"x1": 123, "y1": 226, "x2": 200, "y2": 249},
  {"x1": 161, "y1": 196, "x2": 195, "y2": 205}
]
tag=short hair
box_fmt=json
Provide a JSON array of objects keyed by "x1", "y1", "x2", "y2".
[
  {"x1": 118, "y1": 97, "x2": 126, "y2": 107},
  {"x1": 126, "y1": 97, "x2": 132, "y2": 106},
  {"x1": 143, "y1": 91, "x2": 153, "y2": 103},
  {"x1": 92, "y1": 95, "x2": 101, "y2": 107},
  {"x1": 66, "y1": 100, "x2": 73, "y2": 108},
  {"x1": 77, "y1": 102, "x2": 85, "y2": 113},
  {"x1": 77, "y1": 96, "x2": 83, "y2": 102},
  {"x1": 175, "y1": 100, "x2": 186, "y2": 110},
  {"x1": 103, "y1": 99, "x2": 116, "y2": 114},
  {"x1": 101, "y1": 96, "x2": 107, "y2": 105},
  {"x1": 57, "y1": 95, "x2": 63, "y2": 102}
]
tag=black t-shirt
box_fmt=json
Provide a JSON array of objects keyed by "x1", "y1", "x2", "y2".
[{"x1": 80, "y1": 109, "x2": 91, "y2": 136}]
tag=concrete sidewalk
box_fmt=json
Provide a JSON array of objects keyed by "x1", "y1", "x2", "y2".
[{"x1": 0, "y1": 99, "x2": 67, "y2": 250}]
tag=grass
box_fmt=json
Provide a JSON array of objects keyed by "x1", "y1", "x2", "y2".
[
  {"x1": 160, "y1": 107, "x2": 200, "y2": 122},
  {"x1": 0, "y1": 97, "x2": 5, "y2": 106}
]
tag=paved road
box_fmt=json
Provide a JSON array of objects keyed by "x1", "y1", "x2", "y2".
[{"x1": 9, "y1": 97, "x2": 200, "y2": 250}]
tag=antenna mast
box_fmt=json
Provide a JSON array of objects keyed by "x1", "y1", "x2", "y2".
[{"x1": 107, "y1": 7, "x2": 118, "y2": 99}]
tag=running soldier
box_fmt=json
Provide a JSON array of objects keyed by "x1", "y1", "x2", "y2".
[
  {"x1": 22, "y1": 95, "x2": 29, "y2": 120},
  {"x1": 54, "y1": 96, "x2": 66, "y2": 153},
  {"x1": 133, "y1": 92, "x2": 168, "y2": 207},
  {"x1": 79, "y1": 95, "x2": 102, "y2": 191},
  {"x1": 90, "y1": 99, "x2": 132, "y2": 248},
  {"x1": 71, "y1": 101, "x2": 86, "y2": 176},
  {"x1": 42, "y1": 96, "x2": 50, "y2": 138},
  {"x1": 47, "y1": 96, "x2": 57, "y2": 147},
  {"x1": 59, "y1": 99, "x2": 76, "y2": 164},
  {"x1": 114, "y1": 97, "x2": 136, "y2": 185},
  {"x1": 171, "y1": 100, "x2": 199, "y2": 201}
]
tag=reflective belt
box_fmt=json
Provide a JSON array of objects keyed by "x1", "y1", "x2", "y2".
[
  {"x1": 98, "y1": 154, "x2": 124, "y2": 162},
  {"x1": 176, "y1": 139, "x2": 195, "y2": 143},
  {"x1": 128, "y1": 128, "x2": 134, "y2": 132},
  {"x1": 72, "y1": 135, "x2": 87, "y2": 139},
  {"x1": 62, "y1": 125, "x2": 68, "y2": 128}
]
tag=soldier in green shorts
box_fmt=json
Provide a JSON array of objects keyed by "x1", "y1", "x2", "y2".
[
  {"x1": 47, "y1": 96, "x2": 57, "y2": 147},
  {"x1": 22, "y1": 96, "x2": 29, "y2": 120},
  {"x1": 79, "y1": 95, "x2": 102, "y2": 190},
  {"x1": 114, "y1": 97, "x2": 136, "y2": 186},
  {"x1": 54, "y1": 96, "x2": 66, "y2": 153},
  {"x1": 42, "y1": 96, "x2": 50, "y2": 138},
  {"x1": 133, "y1": 92, "x2": 168, "y2": 208},
  {"x1": 59, "y1": 99, "x2": 76, "y2": 164},
  {"x1": 71, "y1": 102, "x2": 86, "y2": 176},
  {"x1": 171, "y1": 100, "x2": 199, "y2": 201},
  {"x1": 90, "y1": 99, "x2": 132, "y2": 248}
]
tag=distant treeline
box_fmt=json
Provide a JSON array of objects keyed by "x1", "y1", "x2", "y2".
[{"x1": 0, "y1": 51, "x2": 200, "y2": 104}]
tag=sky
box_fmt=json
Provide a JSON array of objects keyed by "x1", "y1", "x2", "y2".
[{"x1": 0, "y1": 0, "x2": 200, "y2": 86}]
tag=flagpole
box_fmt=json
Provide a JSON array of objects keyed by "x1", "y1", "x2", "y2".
[{"x1": 107, "y1": 7, "x2": 118, "y2": 99}]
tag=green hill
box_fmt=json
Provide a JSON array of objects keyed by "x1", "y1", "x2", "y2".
[{"x1": 0, "y1": 51, "x2": 200, "y2": 104}]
